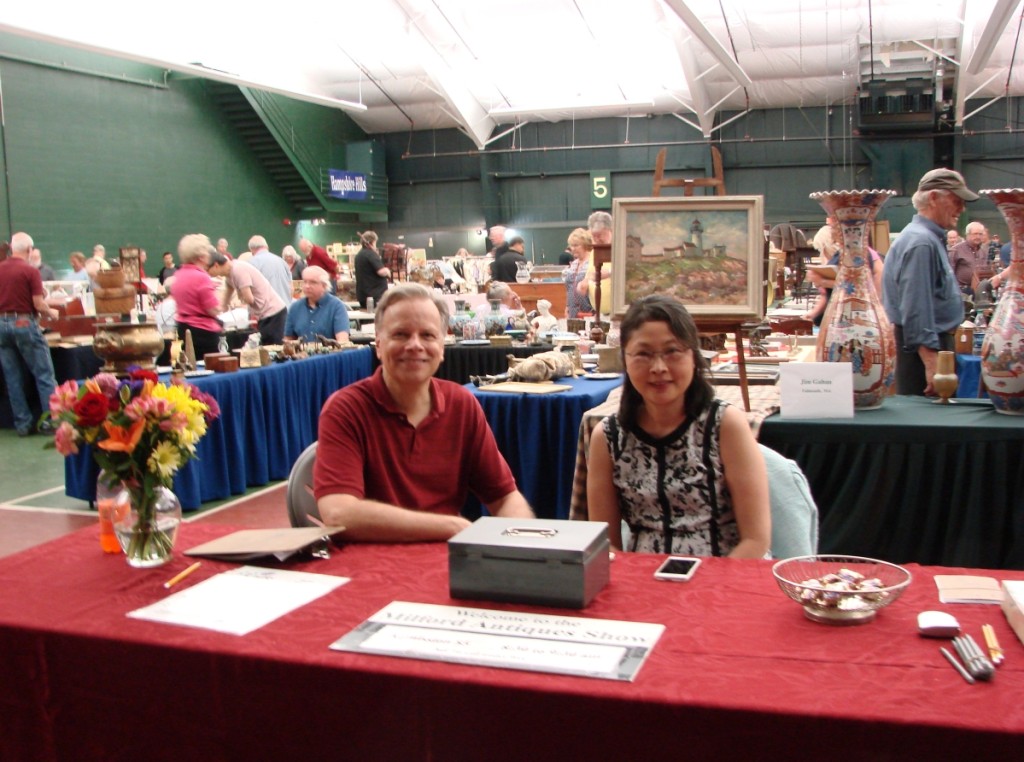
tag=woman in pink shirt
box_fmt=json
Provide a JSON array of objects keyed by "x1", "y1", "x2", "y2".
[{"x1": 172, "y1": 233, "x2": 223, "y2": 357}]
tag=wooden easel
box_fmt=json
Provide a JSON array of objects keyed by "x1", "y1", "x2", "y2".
[
  {"x1": 695, "y1": 318, "x2": 751, "y2": 412},
  {"x1": 652, "y1": 146, "x2": 726, "y2": 197}
]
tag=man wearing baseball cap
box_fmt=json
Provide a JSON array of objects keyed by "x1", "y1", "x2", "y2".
[{"x1": 882, "y1": 168, "x2": 979, "y2": 395}]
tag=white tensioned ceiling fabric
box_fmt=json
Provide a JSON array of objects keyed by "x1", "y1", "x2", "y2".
[{"x1": 2, "y1": 0, "x2": 1022, "y2": 146}]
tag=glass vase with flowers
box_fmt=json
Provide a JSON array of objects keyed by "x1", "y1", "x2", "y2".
[{"x1": 48, "y1": 367, "x2": 220, "y2": 567}]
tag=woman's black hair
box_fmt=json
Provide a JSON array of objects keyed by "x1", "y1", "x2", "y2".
[{"x1": 617, "y1": 295, "x2": 714, "y2": 430}]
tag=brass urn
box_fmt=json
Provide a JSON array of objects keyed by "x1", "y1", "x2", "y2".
[{"x1": 93, "y1": 320, "x2": 165, "y2": 375}]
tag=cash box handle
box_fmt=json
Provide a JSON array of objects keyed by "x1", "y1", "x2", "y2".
[{"x1": 502, "y1": 527, "x2": 558, "y2": 538}]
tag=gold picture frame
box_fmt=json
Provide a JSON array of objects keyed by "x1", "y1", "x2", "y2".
[{"x1": 611, "y1": 196, "x2": 765, "y2": 320}]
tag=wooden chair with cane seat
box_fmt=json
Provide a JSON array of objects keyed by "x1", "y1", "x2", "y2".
[{"x1": 652, "y1": 146, "x2": 726, "y2": 197}]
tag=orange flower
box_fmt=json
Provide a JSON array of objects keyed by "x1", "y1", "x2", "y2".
[{"x1": 97, "y1": 419, "x2": 146, "y2": 453}]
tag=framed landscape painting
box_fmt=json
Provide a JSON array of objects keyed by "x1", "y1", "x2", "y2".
[{"x1": 610, "y1": 196, "x2": 765, "y2": 321}]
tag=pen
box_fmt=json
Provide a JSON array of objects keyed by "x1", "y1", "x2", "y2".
[
  {"x1": 982, "y1": 624, "x2": 1005, "y2": 665},
  {"x1": 940, "y1": 647, "x2": 975, "y2": 685},
  {"x1": 163, "y1": 561, "x2": 202, "y2": 589}
]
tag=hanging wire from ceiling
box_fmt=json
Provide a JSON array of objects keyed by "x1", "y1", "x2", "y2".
[
  {"x1": 867, "y1": 0, "x2": 875, "y2": 82},
  {"x1": 718, "y1": 0, "x2": 751, "y2": 116},
  {"x1": 572, "y1": 0, "x2": 629, "y2": 101},
  {"x1": 1004, "y1": 2, "x2": 1024, "y2": 129}
]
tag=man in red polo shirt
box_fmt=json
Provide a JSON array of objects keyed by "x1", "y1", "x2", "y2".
[
  {"x1": 298, "y1": 238, "x2": 339, "y2": 294},
  {"x1": 0, "y1": 232, "x2": 59, "y2": 437},
  {"x1": 314, "y1": 283, "x2": 533, "y2": 541}
]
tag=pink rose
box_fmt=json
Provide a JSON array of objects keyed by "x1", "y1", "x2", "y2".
[{"x1": 54, "y1": 421, "x2": 80, "y2": 456}]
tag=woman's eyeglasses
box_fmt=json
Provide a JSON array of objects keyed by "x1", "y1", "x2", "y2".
[{"x1": 625, "y1": 347, "x2": 690, "y2": 366}]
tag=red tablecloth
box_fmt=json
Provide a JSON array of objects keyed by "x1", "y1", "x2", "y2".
[{"x1": 1, "y1": 524, "x2": 1022, "y2": 760}]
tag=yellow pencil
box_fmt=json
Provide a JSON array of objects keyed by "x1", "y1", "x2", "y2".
[
  {"x1": 982, "y1": 624, "x2": 1005, "y2": 665},
  {"x1": 163, "y1": 561, "x2": 202, "y2": 590}
]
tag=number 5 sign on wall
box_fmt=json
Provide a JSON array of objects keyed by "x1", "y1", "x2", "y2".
[{"x1": 590, "y1": 171, "x2": 611, "y2": 209}]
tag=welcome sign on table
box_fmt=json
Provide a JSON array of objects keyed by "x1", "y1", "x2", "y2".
[{"x1": 779, "y1": 362, "x2": 854, "y2": 418}]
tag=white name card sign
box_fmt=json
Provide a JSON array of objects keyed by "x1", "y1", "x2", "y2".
[{"x1": 779, "y1": 362, "x2": 854, "y2": 419}]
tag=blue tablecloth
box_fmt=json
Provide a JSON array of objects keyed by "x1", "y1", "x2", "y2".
[
  {"x1": 64, "y1": 348, "x2": 374, "y2": 510},
  {"x1": 467, "y1": 375, "x2": 622, "y2": 520},
  {"x1": 956, "y1": 353, "x2": 984, "y2": 398}
]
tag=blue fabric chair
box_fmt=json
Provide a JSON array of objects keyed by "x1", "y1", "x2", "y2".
[
  {"x1": 760, "y1": 444, "x2": 819, "y2": 558},
  {"x1": 286, "y1": 442, "x2": 322, "y2": 528}
]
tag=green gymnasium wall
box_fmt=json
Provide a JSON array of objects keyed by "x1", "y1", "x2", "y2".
[{"x1": 0, "y1": 37, "x2": 317, "y2": 272}]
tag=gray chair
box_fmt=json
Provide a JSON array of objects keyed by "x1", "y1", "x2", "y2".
[
  {"x1": 760, "y1": 444, "x2": 819, "y2": 558},
  {"x1": 286, "y1": 442, "x2": 323, "y2": 527}
]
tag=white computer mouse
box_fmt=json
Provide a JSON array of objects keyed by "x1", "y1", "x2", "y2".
[{"x1": 917, "y1": 610, "x2": 961, "y2": 638}]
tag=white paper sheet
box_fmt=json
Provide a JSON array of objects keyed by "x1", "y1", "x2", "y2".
[
  {"x1": 127, "y1": 566, "x2": 349, "y2": 636},
  {"x1": 779, "y1": 362, "x2": 854, "y2": 418},
  {"x1": 331, "y1": 601, "x2": 665, "y2": 681}
]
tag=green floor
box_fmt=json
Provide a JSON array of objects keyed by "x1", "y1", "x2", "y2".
[
  {"x1": 0, "y1": 427, "x2": 83, "y2": 509},
  {"x1": 0, "y1": 427, "x2": 282, "y2": 513}
]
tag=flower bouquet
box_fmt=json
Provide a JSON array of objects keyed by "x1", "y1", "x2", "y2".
[{"x1": 49, "y1": 368, "x2": 220, "y2": 566}]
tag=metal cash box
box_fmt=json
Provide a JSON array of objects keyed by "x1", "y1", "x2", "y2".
[{"x1": 448, "y1": 517, "x2": 610, "y2": 609}]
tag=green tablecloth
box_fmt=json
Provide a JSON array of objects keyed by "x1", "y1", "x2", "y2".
[{"x1": 759, "y1": 396, "x2": 1024, "y2": 569}]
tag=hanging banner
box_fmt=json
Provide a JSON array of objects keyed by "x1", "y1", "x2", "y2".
[{"x1": 327, "y1": 169, "x2": 368, "y2": 200}]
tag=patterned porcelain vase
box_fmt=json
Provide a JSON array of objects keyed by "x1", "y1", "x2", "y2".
[
  {"x1": 809, "y1": 190, "x2": 897, "y2": 409},
  {"x1": 978, "y1": 189, "x2": 1024, "y2": 415}
]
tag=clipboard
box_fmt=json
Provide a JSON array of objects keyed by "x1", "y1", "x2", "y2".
[{"x1": 185, "y1": 527, "x2": 346, "y2": 562}]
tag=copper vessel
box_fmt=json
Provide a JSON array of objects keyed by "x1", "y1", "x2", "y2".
[{"x1": 93, "y1": 320, "x2": 165, "y2": 375}]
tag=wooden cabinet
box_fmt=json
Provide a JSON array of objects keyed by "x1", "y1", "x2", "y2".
[{"x1": 514, "y1": 282, "x2": 566, "y2": 316}]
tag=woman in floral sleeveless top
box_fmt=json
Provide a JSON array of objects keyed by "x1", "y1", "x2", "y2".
[{"x1": 587, "y1": 295, "x2": 770, "y2": 557}]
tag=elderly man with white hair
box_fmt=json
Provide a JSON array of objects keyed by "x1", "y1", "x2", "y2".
[
  {"x1": 29, "y1": 248, "x2": 57, "y2": 281},
  {"x1": 947, "y1": 220, "x2": 992, "y2": 295},
  {"x1": 0, "y1": 232, "x2": 59, "y2": 436},
  {"x1": 883, "y1": 168, "x2": 978, "y2": 396},
  {"x1": 247, "y1": 234, "x2": 294, "y2": 306},
  {"x1": 284, "y1": 265, "x2": 350, "y2": 343}
]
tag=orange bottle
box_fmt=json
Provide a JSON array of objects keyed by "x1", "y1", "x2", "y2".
[{"x1": 97, "y1": 498, "x2": 121, "y2": 554}]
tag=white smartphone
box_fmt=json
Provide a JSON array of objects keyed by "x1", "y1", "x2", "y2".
[{"x1": 653, "y1": 556, "x2": 702, "y2": 582}]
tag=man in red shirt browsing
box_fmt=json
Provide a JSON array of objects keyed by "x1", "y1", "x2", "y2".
[
  {"x1": 0, "y1": 232, "x2": 60, "y2": 436},
  {"x1": 299, "y1": 238, "x2": 339, "y2": 294}
]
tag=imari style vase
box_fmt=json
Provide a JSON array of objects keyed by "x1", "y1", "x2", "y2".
[
  {"x1": 809, "y1": 190, "x2": 897, "y2": 409},
  {"x1": 978, "y1": 189, "x2": 1024, "y2": 414}
]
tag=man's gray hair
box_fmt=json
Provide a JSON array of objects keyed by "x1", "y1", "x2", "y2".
[
  {"x1": 487, "y1": 282, "x2": 513, "y2": 302},
  {"x1": 375, "y1": 283, "x2": 449, "y2": 334},
  {"x1": 11, "y1": 232, "x2": 33, "y2": 255},
  {"x1": 912, "y1": 188, "x2": 951, "y2": 211},
  {"x1": 302, "y1": 265, "x2": 331, "y2": 286},
  {"x1": 248, "y1": 235, "x2": 268, "y2": 251},
  {"x1": 588, "y1": 211, "x2": 612, "y2": 232}
]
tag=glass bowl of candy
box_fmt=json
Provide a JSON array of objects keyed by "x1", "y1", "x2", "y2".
[{"x1": 772, "y1": 555, "x2": 912, "y2": 625}]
